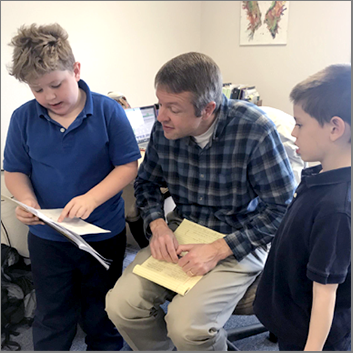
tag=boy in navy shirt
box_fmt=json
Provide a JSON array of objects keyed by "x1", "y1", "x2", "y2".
[
  {"x1": 254, "y1": 64, "x2": 351, "y2": 351},
  {"x1": 3, "y1": 23, "x2": 141, "y2": 350}
]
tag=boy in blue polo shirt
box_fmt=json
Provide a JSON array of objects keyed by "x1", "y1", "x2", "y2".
[
  {"x1": 254, "y1": 64, "x2": 351, "y2": 351},
  {"x1": 3, "y1": 23, "x2": 141, "y2": 350}
]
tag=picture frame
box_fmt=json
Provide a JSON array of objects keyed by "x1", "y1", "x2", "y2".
[{"x1": 240, "y1": 1, "x2": 289, "y2": 46}]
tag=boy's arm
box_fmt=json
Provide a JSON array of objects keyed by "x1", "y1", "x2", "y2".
[
  {"x1": 304, "y1": 281, "x2": 338, "y2": 351},
  {"x1": 4, "y1": 171, "x2": 43, "y2": 225},
  {"x1": 58, "y1": 160, "x2": 138, "y2": 221}
]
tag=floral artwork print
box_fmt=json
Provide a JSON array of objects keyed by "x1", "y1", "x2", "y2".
[{"x1": 240, "y1": 1, "x2": 289, "y2": 45}]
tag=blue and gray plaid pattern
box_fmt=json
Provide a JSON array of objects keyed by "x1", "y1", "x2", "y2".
[{"x1": 135, "y1": 95, "x2": 296, "y2": 261}]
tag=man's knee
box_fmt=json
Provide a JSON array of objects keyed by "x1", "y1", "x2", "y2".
[
  {"x1": 105, "y1": 277, "x2": 137, "y2": 327},
  {"x1": 167, "y1": 320, "x2": 218, "y2": 350},
  {"x1": 105, "y1": 285, "x2": 124, "y2": 327},
  {"x1": 166, "y1": 303, "x2": 214, "y2": 349},
  {"x1": 105, "y1": 273, "x2": 155, "y2": 326}
]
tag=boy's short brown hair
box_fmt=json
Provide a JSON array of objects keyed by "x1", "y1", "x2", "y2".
[
  {"x1": 290, "y1": 64, "x2": 351, "y2": 126},
  {"x1": 8, "y1": 23, "x2": 75, "y2": 83}
]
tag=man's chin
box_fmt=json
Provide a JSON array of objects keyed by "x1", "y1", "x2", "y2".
[{"x1": 163, "y1": 131, "x2": 178, "y2": 140}]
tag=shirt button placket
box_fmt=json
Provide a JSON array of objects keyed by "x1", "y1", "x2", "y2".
[{"x1": 199, "y1": 173, "x2": 205, "y2": 202}]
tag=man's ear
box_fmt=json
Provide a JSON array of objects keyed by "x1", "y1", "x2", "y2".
[
  {"x1": 329, "y1": 116, "x2": 348, "y2": 142},
  {"x1": 201, "y1": 101, "x2": 216, "y2": 120}
]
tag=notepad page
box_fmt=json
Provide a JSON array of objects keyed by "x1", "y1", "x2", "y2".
[
  {"x1": 174, "y1": 219, "x2": 225, "y2": 244},
  {"x1": 133, "y1": 219, "x2": 226, "y2": 295},
  {"x1": 133, "y1": 259, "x2": 201, "y2": 296}
]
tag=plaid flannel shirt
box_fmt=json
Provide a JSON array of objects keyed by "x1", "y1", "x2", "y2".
[{"x1": 135, "y1": 95, "x2": 296, "y2": 262}]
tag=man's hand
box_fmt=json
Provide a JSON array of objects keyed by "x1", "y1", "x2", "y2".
[
  {"x1": 149, "y1": 219, "x2": 179, "y2": 263},
  {"x1": 58, "y1": 194, "x2": 98, "y2": 222},
  {"x1": 177, "y1": 238, "x2": 233, "y2": 276},
  {"x1": 15, "y1": 198, "x2": 44, "y2": 226}
]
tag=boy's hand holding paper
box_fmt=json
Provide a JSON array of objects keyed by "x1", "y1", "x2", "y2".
[
  {"x1": 15, "y1": 198, "x2": 45, "y2": 226},
  {"x1": 2, "y1": 195, "x2": 112, "y2": 269}
]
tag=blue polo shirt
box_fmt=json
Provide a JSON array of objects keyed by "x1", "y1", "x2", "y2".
[
  {"x1": 3, "y1": 80, "x2": 141, "y2": 242},
  {"x1": 254, "y1": 165, "x2": 351, "y2": 348}
]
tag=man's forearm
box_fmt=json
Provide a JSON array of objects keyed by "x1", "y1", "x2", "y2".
[
  {"x1": 150, "y1": 218, "x2": 168, "y2": 233},
  {"x1": 211, "y1": 238, "x2": 233, "y2": 262},
  {"x1": 224, "y1": 204, "x2": 285, "y2": 262}
]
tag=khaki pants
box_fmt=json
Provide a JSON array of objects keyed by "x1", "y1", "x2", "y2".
[{"x1": 106, "y1": 215, "x2": 267, "y2": 351}]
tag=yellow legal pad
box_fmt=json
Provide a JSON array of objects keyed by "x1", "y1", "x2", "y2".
[{"x1": 133, "y1": 219, "x2": 225, "y2": 295}]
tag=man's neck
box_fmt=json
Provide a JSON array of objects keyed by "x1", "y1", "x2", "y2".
[{"x1": 195, "y1": 113, "x2": 217, "y2": 137}]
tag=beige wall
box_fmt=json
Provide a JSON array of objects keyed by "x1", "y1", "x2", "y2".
[
  {"x1": 1, "y1": 1, "x2": 202, "y2": 168},
  {"x1": 1, "y1": 1, "x2": 351, "y2": 166},
  {"x1": 201, "y1": 1, "x2": 351, "y2": 115}
]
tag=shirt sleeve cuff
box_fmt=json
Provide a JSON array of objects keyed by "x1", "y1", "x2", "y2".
[
  {"x1": 306, "y1": 267, "x2": 348, "y2": 285},
  {"x1": 224, "y1": 231, "x2": 252, "y2": 262},
  {"x1": 142, "y1": 209, "x2": 165, "y2": 238}
]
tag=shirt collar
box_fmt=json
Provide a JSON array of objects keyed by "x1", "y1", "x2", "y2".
[
  {"x1": 35, "y1": 79, "x2": 93, "y2": 119},
  {"x1": 185, "y1": 96, "x2": 225, "y2": 148},
  {"x1": 302, "y1": 165, "x2": 351, "y2": 188}
]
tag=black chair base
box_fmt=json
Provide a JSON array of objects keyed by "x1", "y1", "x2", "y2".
[{"x1": 226, "y1": 323, "x2": 268, "y2": 351}]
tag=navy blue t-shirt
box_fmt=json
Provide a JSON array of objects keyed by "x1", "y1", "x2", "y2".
[
  {"x1": 254, "y1": 165, "x2": 351, "y2": 348},
  {"x1": 3, "y1": 80, "x2": 141, "y2": 242}
]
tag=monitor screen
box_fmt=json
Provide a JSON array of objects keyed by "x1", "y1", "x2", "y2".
[{"x1": 124, "y1": 105, "x2": 157, "y2": 144}]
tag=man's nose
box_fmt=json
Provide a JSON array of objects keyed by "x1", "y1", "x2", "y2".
[{"x1": 157, "y1": 107, "x2": 168, "y2": 122}]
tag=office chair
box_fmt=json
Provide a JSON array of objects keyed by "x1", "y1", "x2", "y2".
[{"x1": 125, "y1": 202, "x2": 149, "y2": 249}]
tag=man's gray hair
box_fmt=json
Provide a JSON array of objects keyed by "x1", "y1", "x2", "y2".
[{"x1": 155, "y1": 52, "x2": 223, "y2": 117}]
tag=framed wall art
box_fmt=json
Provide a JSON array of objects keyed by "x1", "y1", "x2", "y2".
[{"x1": 240, "y1": 1, "x2": 289, "y2": 46}]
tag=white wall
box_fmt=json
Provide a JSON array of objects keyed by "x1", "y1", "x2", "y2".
[
  {"x1": 201, "y1": 1, "x2": 351, "y2": 115},
  {"x1": 1, "y1": 1, "x2": 202, "y2": 168}
]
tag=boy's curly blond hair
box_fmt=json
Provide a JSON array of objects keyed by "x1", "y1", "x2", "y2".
[{"x1": 8, "y1": 23, "x2": 75, "y2": 83}]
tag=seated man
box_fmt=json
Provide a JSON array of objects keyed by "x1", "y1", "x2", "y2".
[{"x1": 106, "y1": 52, "x2": 296, "y2": 351}]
